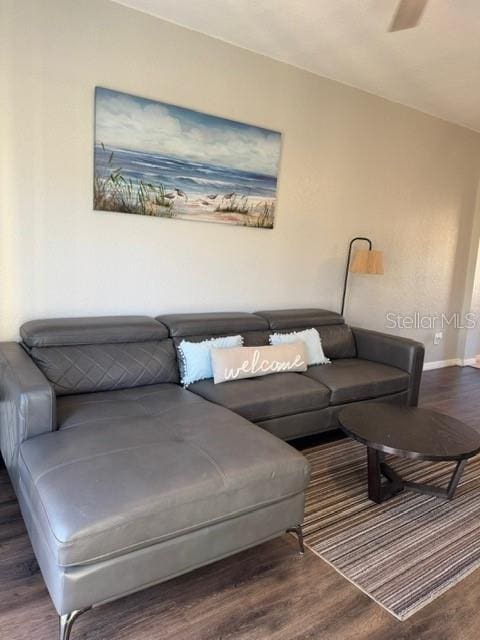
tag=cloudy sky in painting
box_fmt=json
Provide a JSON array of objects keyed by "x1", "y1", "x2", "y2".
[{"x1": 95, "y1": 87, "x2": 281, "y2": 176}]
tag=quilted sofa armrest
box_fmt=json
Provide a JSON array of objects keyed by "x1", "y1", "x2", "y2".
[
  {"x1": 351, "y1": 328, "x2": 425, "y2": 406},
  {"x1": 0, "y1": 342, "x2": 55, "y2": 471}
]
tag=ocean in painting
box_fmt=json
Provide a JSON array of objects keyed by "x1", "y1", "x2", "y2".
[{"x1": 94, "y1": 87, "x2": 282, "y2": 228}]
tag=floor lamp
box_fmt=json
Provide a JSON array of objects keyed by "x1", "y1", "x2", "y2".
[{"x1": 341, "y1": 237, "x2": 384, "y2": 316}]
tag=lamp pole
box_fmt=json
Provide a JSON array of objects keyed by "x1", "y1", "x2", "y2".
[{"x1": 341, "y1": 236, "x2": 372, "y2": 316}]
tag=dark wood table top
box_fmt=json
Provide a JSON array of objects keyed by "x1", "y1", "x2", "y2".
[{"x1": 339, "y1": 403, "x2": 480, "y2": 461}]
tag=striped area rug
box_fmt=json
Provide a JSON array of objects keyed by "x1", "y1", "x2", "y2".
[{"x1": 302, "y1": 438, "x2": 480, "y2": 620}]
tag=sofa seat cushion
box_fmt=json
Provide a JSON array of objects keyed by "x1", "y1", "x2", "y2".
[
  {"x1": 302, "y1": 358, "x2": 409, "y2": 405},
  {"x1": 18, "y1": 387, "x2": 310, "y2": 568},
  {"x1": 189, "y1": 373, "x2": 331, "y2": 422}
]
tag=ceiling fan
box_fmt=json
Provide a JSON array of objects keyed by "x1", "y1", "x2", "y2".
[{"x1": 389, "y1": 0, "x2": 428, "y2": 31}]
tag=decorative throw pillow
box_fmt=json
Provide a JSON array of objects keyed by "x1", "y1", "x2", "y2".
[
  {"x1": 269, "y1": 328, "x2": 330, "y2": 366},
  {"x1": 211, "y1": 342, "x2": 307, "y2": 384},
  {"x1": 178, "y1": 335, "x2": 243, "y2": 386}
]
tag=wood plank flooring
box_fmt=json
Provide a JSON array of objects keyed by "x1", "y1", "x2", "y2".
[{"x1": 1, "y1": 366, "x2": 480, "y2": 639}]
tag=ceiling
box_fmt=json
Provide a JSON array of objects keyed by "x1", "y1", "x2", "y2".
[{"x1": 113, "y1": 0, "x2": 480, "y2": 133}]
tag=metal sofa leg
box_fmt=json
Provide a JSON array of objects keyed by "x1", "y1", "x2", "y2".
[
  {"x1": 59, "y1": 608, "x2": 90, "y2": 640},
  {"x1": 287, "y1": 524, "x2": 305, "y2": 555}
]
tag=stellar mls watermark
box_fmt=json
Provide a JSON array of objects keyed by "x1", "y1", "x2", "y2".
[{"x1": 385, "y1": 312, "x2": 478, "y2": 330}]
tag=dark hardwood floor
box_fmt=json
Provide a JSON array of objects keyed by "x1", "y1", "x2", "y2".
[{"x1": 1, "y1": 366, "x2": 480, "y2": 640}]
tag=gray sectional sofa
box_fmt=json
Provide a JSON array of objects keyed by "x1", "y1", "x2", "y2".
[{"x1": 0, "y1": 308, "x2": 424, "y2": 639}]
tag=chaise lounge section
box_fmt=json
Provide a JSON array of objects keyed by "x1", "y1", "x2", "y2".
[{"x1": 0, "y1": 309, "x2": 424, "y2": 639}]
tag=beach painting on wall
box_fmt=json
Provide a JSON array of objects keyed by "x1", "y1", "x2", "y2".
[{"x1": 94, "y1": 87, "x2": 282, "y2": 228}]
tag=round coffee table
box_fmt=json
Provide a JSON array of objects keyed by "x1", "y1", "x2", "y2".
[{"x1": 338, "y1": 403, "x2": 480, "y2": 504}]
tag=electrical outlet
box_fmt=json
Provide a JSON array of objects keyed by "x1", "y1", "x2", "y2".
[{"x1": 434, "y1": 332, "x2": 443, "y2": 345}]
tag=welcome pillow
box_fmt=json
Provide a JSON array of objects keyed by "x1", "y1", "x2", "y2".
[
  {"x1": 269, "y1": 328, "x2": 330, "y2": 366},
  {"x1": 211, "y1": 342, "x2": 307, "y2": 384}
]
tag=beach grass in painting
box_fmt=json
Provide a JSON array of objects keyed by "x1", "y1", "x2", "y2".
[{"x1": 94, "y1": 87, "x2": 282, "y2": 228}]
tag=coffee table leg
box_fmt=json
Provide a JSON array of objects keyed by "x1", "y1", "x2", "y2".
[
  {"x1": 404, "y1": 458, "x2": 467, "y2": 499},
  {"x1": 367, "y1": 448, "x2": 404, "y2": 504},
  {"x1": 367, "y1": 447, "x2": 383, "y2": 503},
  {"x1": 446, "y1": 459, "x2": 467, "y2": 498}
]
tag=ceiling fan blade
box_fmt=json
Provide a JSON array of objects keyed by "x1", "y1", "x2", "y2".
[{"x1": 389, "y1": 0, "x2": 428, "y2": 32}]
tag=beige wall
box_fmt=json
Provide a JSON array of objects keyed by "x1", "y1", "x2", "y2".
[{"x1": 2, "y1": 0, "x2": 480, "y2": 362}]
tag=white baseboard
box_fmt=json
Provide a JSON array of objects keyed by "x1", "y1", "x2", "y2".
[
  {"x1": 423, "y1": 358, "x2": 479, "y2": 370},
  {"x1": 462, "y1": 358, "x2": 479, "y2": 367},
  {"x1": 423, "y1": 359, "x2": 462, "y2": 371}
]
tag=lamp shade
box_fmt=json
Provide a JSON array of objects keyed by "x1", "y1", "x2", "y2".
[{"x1": 350, "y1": 249, "x2": 384, "y2": 275}]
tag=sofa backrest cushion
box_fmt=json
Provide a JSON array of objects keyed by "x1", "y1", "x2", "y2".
[
  {"x1": 157, "y1": 312, "x2": 270, "y2": 348},
  {"x1": 21, "y1": 316, "x2": 179, "y2": 395},
  {"x1": 21, "y1": 316, "x2": 167, "y2": 347},
  {"x1": 313, "y1": 324, "x2": 356, "y2": 359},
  {"x1": 255, "y1": 308, "x2": 356, "y2": 360},
  {"x1": 255, "y1": 308, "x2": 344, "y2": 330}
]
